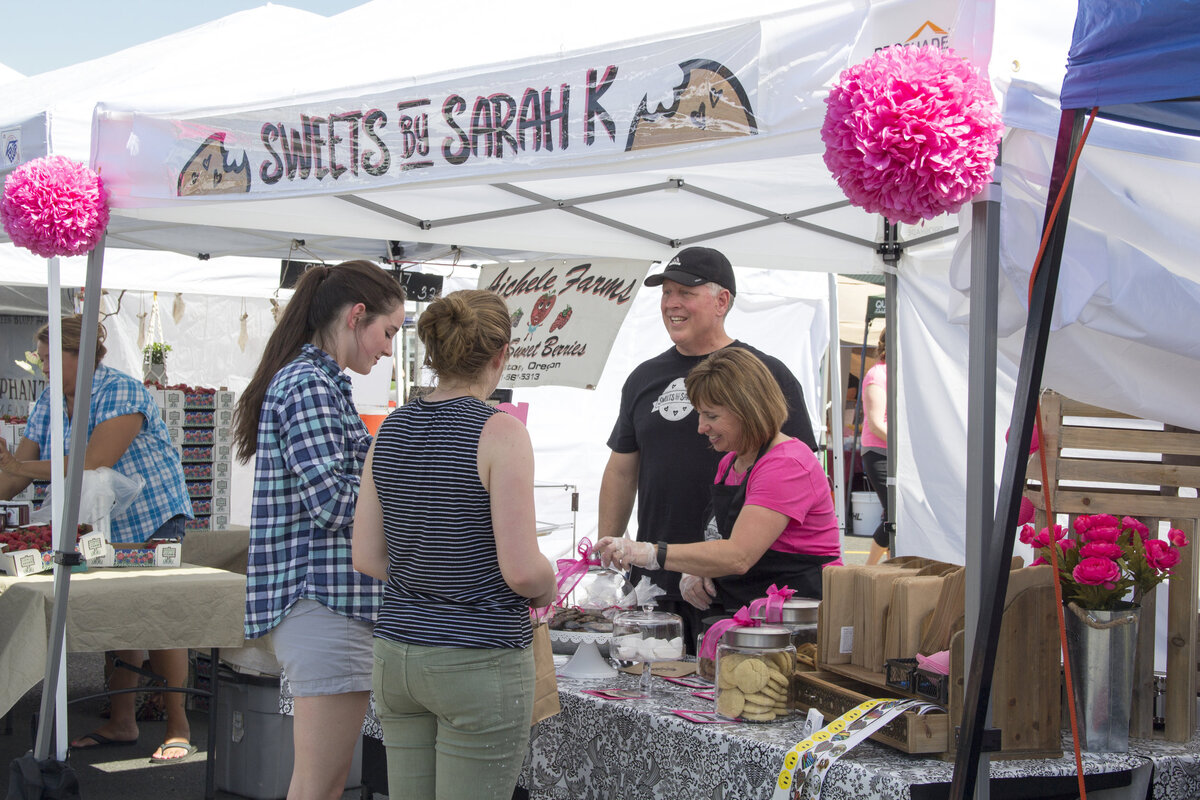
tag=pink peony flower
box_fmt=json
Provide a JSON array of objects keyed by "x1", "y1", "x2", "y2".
[
  {"x1": 1059, "y1": 538, "x2": 1077, "y2": 552},
  {"x1": 0, "y1": 155, "x2": 109, "y2": 257},
  {"x1": 1018, "y1": 524, "x2": 1036, "y2": 545},
  {"x1": 821, "y1": 45, "x2": 1002, "y2": 224},
  {"x1": 1018, "y1": 496, "x2": 1035, "y2": 526},
  {"x1": 1167, "y1": 528, "x2": 1189, "y2": 548},
  {"x1": 1121, "y1": 516, "x2": 1150, "y2": 540},
  {"x1": 1084, "y1": 526, "x2": 1121, "y2": 544},
  {"x1": 1073, "y1": 556, "x2": 1121, "y2": 589},
  {"x1": 1080, "y1": 541, "x2": 1122, "y2": 560},
  {"x1": 1030, "y1": 556, "x2": 1048, "y2": 567},
  {"x1": 1031, "y1": 525, "x2": 1065, "y2": 549},
  {"x1": 1144, "y1": 539, "x2": 1182, "y2": 571}
]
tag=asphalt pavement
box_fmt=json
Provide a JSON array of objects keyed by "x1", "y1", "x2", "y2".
[{"x1": 1, "y1": 651, "x2": 368, "y2": 800}]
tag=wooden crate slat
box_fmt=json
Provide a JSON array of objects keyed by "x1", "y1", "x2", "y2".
[
  {"x1": 1056, "y1": 458, "x2": 1200, "y2": 487},
  {"x1": 1165, "y1": 518, "x2": 1198, "y2": 742},
  {"x1": 1035, "y1": 490, "x2": 1200, "y2": 519},
  {"x1": 1060, "y1": 426, "x2": 1200, "y2": 457},
  {"x1": 1059, "y1": 398, "x2": 1139, "y2": 419}
]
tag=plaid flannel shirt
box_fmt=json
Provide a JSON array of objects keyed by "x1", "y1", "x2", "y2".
[
  {"x1": 26, "y1": 363, "x2": 192, "y2": 543},
  {"x1": 244, "y1": 344, "x2": 380, "y2": 638}
]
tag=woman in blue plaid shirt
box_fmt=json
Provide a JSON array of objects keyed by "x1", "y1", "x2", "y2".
[
  {"x1": 234, "y1": 260, "x2": 405, "y2": 800},
  {"x1": 0, "y1": 315, "x2": 196, "y2": 762}
]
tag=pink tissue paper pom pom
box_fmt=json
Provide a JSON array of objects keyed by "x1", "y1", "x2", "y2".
[
  {"x1": 821, "y1": 45, "x2": 1003, "y2": 225},
  {"x1": 1, "y1": 155, "x2": 109, "y2": 258}
]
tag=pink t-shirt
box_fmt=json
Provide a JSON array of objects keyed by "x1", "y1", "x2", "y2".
[
  {"x1": 715, "y1": 439, "x2": 843, "y2": 564},
  {"x1": 860, "y1": 362, "x2": 887, "y2": 450}
]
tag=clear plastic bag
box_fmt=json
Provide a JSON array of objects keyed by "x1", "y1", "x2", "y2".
[{"x1": 29, "y1": 467, "x2": 145, "y2": 526}]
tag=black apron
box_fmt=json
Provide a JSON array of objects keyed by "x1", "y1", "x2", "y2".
[{"x1": 707, "y1": 445, "x2": 835, "y2": 610}]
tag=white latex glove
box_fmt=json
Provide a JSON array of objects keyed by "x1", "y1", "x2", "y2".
[
  {"x1": 596, "y1": 536, "x2": 658, "y2": 571},
  {"x1": 679, "y1": 573, "x2": 716, "y2": 610}
]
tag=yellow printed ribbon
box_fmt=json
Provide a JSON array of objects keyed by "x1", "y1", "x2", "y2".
[{"x1": 772, "y1": 698, "x2": 919, "y2": 800}]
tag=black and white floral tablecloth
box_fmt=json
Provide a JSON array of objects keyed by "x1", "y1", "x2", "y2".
[{"x1": 517, "y1": 668, "x2": 1188, "y2": 800}]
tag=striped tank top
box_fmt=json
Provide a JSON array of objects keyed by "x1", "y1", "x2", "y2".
[{"x1": 370, "y1": 396, "x2": 531, "y2": 649}]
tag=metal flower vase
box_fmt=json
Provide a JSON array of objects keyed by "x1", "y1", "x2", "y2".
[{"x1": 1063, "y1": 602, "x2": 1140, "y2": 753}]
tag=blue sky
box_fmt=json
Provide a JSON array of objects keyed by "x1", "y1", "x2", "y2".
[{"x1": 4, "y1": 0, "x2": 366, "y2": 76}]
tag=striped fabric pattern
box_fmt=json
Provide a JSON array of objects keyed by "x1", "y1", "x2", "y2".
[
  {"x1": 244, "y1": 344, "x2": 380, "y2": 639},
  {"x1": 371, "y1": 396, "x2": 531, "y2": 649},
  {"x1": 26, "y1": 363, "x2": 192, "y2": 543}
]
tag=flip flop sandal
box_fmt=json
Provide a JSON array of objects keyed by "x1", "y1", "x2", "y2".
[
  {"x1": 71, "y1": 732, "x2": 139, "y2": 749},
  {"x1": 149, "y1": 741, "x2": 199, "y2": 764}
]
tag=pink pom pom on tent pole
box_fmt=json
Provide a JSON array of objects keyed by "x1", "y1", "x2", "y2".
[
  {"x1": 1, "y1": 155, "x2": 109, "y2": 257},
  {"x1": 821, "y1": 45, "x2": 1003, "y2": 225}
]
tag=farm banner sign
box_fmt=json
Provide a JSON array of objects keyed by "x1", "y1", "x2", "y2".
[
  {"x1": 479, "y1": 258, "x2": 646, "y2": 389},
  {"x1": 95, "y1": 21, "x2": 770, "y2": 203}
]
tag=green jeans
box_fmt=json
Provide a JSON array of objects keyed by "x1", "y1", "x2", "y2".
[{"x1": 372, "y1": 636, "x2": 534, "y2": 800}]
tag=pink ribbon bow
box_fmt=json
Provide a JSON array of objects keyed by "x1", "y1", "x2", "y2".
[
  {"x1": 553, "y1": 537, "x2": 601, "y2": 602},
  {"x1": 533, "y1": 538, "x2": 602, "y2": 623},
  {"x1": 748, "y1": 584, "x2": 796, "y2": 625},
  {"x1": 698, "y1": 605, "x2": 759, "y2": 660}
]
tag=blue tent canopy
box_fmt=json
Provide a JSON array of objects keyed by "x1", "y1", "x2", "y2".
[{"x1": 1060, "y1": 0, "x2": 1200, "y2": 133}]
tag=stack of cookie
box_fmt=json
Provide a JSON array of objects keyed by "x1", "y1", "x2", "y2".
[{"x1": 713, "y1": 626, "x2": 794, "y2": 722}]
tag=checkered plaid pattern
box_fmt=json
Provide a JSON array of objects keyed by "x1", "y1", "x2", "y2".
[
  {"x1": 244, "y1": 344, "x2": 380, "y2": 638},
  {"x1": 26, "y1": 364, "x2": 192, "y2": 543}
]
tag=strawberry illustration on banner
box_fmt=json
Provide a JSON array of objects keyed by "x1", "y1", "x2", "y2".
[
  {"x1": 549, "y1": 306, "x2": 573, "y2": 333},
  {"x1": 526, "y1": 293, "x2": 557, "y2": 337}
]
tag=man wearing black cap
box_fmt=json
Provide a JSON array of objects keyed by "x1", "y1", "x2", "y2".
[{"x1": 599, "y1": 246, "x2": 817, "y2": 651}]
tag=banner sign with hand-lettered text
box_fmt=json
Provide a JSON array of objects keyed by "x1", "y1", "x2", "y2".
[{"x1": 479, "y1": 259, "x2": 647, "y2": 389}]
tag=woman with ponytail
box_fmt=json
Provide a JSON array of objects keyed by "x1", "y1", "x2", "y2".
[
  {"x1": 352, "y1": 290, "x2": 556, "y2": 800},
  {"x1": 234, "y1": 260, "x2": 405, "y2": 800}
]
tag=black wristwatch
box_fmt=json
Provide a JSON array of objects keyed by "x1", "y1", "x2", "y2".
[{"x1": 656, "y1": 541, "x2": 668, "y2": 569}]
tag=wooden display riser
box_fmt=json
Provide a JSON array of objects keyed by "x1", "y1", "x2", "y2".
[{"x1": 810, "y1": 574, "x2": 1062, "y2": 760}]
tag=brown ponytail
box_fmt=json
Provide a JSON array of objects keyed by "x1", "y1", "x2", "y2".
[{"x1": 234, "y1": 260, "x2": 404, "y2": 460}]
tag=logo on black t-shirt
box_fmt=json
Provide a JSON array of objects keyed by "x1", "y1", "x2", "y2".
[{"x1": 650, "y1": 378, "x2": 693, "y2": 421}]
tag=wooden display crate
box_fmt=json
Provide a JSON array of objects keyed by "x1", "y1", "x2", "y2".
[{"x1": 1025, "y1": 390, "x2": 1199, "y2": 742}]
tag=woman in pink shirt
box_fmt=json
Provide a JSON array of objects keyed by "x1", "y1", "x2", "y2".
[
  {"x1": 861, "y1": 328, "x2": 889, "y2": 564},
  {"x1": 598, "y1": 348, "x2": 841, "y2": 611}
]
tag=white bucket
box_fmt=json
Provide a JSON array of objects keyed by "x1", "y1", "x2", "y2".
[{"x1": 850, "y1": 491, "x2": 882, "y2": 537}]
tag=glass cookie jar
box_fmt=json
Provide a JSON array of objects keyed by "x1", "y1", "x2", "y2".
[
  {"x1": 714, "y1": 625, "x2": 795, "y2": 723},
  {"x1": 750, "y1": 597, "x2": 819, "y2": 649}
]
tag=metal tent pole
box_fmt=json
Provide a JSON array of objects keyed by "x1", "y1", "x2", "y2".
[
  {"x1": 33, "y1": 237, "x2": 107, "y2": 760},
  {"x1": 951, "y1": 110, "x2": 1085, "y2": 799}
]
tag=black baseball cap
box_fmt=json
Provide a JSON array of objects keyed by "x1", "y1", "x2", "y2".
[{"x1": 644, "y1": 247, "x2": 736, "y2": 295}]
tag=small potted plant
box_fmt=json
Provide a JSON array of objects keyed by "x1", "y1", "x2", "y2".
[{"x1": 143, "y1": 342, "x2": 171, "y2": 385}]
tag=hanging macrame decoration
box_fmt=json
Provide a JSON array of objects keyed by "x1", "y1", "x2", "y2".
[
  {"x1": 137, "y1": 294, "x2": 148, "y2": 351},
  {"x1": 821, "y1": 45, "x2": 1002, "y2": 225},
  {"x1": 238, "y1": 299, "x2": 249, "y2": 352},
  {"x1": 142, "y1": 292, "x2": 169, "y2": 385},
  {"x1": 0, "y1": 155, "x2": 110, "y2": 257}
]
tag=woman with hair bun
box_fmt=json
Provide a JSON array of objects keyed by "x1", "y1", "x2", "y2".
[
  {"x1": 353, "y1": 289, "x2": 556, "y2": 800},
  {"x1": 235, "y1": 259, "x2": 405, "y2": 800}
]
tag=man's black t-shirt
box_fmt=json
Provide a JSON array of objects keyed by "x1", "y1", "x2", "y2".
[{"x1": 606, "y1": 341, "x2": 817, "y2": 600}]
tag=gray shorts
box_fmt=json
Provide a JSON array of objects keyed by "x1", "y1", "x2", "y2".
[{"x1": 270, "y1": 599, "x2": 374, "y2": 697}]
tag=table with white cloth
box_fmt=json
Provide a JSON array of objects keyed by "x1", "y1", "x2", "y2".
[
  {"x1": 518, "y1": 664, "x2": 1199, "y2": 800},
  {"x1": 0, "y1": 563, "x2": 245, "y2": 717}
]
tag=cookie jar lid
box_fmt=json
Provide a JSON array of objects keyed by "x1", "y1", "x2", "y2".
[
  {"x1": 779, "y1": 598, "x2": 819, "y2": 625},
  {"x1": 724, "y1": 625, "x2": 792, "y2": 648}
]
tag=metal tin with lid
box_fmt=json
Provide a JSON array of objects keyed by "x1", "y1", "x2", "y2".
[{"x1": 714, "y1": 625, "x2": 795, "y2": 723}]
